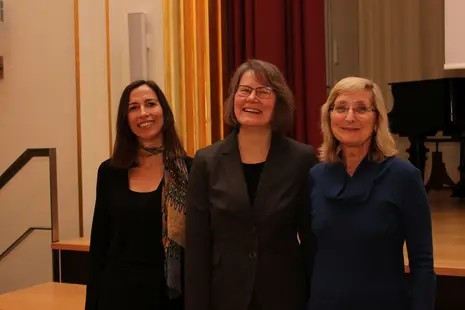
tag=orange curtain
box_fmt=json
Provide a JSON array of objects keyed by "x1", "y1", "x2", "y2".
[{"x1": 163, "y1": 0, "x2": 224, "y2": 156}]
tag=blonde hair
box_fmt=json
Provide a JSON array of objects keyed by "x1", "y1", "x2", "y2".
[{"x1": 318, "y1": 76, "x2": 398, "y2": 163}]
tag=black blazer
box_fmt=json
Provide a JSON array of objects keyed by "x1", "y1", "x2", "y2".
[{"x1": 185, "y1": 132, "x2": 318, "y2": 310}]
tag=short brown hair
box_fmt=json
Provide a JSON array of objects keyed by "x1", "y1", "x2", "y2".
[{"x1": 223, "y1": 59, "x2": 294, "y2": 134}]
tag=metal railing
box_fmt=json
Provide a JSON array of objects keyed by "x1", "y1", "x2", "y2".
[
  {"x1": 0, "y1": 148, "x2": 58, "y2": 263},
  {"x1": 0, "y1": 227, "x2": 52, "y2": 262}
]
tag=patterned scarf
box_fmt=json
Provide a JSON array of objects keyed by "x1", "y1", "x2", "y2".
[{"x1": 161, "y1": 147, "x2": 188, "y2": 299}]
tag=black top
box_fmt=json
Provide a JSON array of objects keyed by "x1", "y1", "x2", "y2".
[
  {"x1": 85, "y1": 159, "x2": 189, "y2": 310},
  {"x1": 117, "y1": 185, "x2": 164, "y2": 267},
  {"x1": 307, "y1": 156, "x2": 436, "y2": 310},
  {"x1": 241, "y1": 161, "x2": 265, "y2": 309},
  {"x1": 242, "y1": 162, "x2": 265, "y2": 206}
]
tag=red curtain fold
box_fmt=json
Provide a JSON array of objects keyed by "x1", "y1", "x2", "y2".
[{"x1": 224, "y1": 0, "x2": 326, "y2": 149}]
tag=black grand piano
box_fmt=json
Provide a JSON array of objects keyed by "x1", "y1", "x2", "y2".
[{"x1": 388, "y1": 77, "x2": 465, "y2": 198}]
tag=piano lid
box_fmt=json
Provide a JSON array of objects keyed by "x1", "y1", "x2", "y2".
[{"x1": 388, "y1": 77, "x2": 465, "y2": 136}]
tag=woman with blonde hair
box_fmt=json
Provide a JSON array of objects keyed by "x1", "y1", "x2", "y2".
[{"x1": 307, "y1": 77, "x2": 435, "y2": 310}]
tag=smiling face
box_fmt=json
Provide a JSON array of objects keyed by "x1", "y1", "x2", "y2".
[
  {"x1": 233, "y1": 70, "x2": 276, "y2": 128},
  {"x1": 127, "y1": 84, "x2": 164, "y2": 145},
  {"x1": 330, "y1": 90, "x2": 377, "y2": 148}
]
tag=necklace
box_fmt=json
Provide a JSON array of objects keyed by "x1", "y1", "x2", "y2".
[{"x1": 140, "y1": 145, "x2": 164, "y2": 156}]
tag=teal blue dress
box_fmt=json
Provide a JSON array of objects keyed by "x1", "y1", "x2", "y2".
[{"x1": 307, "y1": 156, "x2": 435, "y2": 310}]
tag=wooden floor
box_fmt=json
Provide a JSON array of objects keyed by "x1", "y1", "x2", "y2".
[
  {"x1": 0, "y1": 282, "x2": 85, "y2": 310},
  {"x1": 404, "y1": 190, "x2": 465, "y2": 277},
  {"x1": 429, "y1": 190, "x2": 465, "y2": 276}
]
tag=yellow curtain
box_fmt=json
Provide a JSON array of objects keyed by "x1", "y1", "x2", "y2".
[{"x1": 163, "y1": 0, "x2": 223, "y2": 156}]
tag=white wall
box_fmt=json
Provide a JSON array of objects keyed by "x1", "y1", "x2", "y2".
[
  {"x1": 0, "y1": 0, "x2": 79, "y2": 293},
  {"x1": 80, "y1": 0, "x2": 166, "y2": 236},
  {"x1": 108, "y1": 0, "x2": 166, "y2": 142},
  {"x1": 444, "y1": 0, "x2": 465, "y2": 69},
  {"x1": 77, "y1": 0, "x2": 112, "y2": 238},
  {"x1": 0, "y1": 0, "x2": 168, "y2": 293}
]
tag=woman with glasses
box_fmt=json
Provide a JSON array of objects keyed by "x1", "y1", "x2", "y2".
[
  {"x1": 185, "y1": 59, "x2": 318, "y2": 310},
  {"x1": 307, "y1": 77, "x2": 435, "y2": 310}
]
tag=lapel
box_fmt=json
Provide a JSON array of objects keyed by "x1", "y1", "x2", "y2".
[
  {"x1": 220, "y1": 132, "x2": 252, "y2": 217},
  {"x1": 253, "y1": 133, "x2": 287, "y2": 219},
  {"x1": 220, "y1": 131, "x2": 288, "y2": 221}
]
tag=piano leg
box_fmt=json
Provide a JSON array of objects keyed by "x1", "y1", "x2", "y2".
[
  {"x1": 425, "y1": 140, "x2": 456, "y2": 191},
  {"x1": 451, "y1": 137, "x2": 465, "y2": 198},
  {"x1": 407, "y1": 136, "x2": 428, "y2": 181}
]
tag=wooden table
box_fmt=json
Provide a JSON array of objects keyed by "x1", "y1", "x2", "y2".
[
  {"x1": 51, "y1": 238, "x2": 90, "y2": 284},
  {"x1": 51, "y1": 237, "x2": 89, "y2": 252},
  {"x1": 0, "y1": 282, "x2": 85, "y2": 310}
]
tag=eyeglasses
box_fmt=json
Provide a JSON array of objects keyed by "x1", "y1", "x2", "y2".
[
  {"x1": 236, "y1": 85, "x2": 274, "y2": 99},
  {"x1": 329, "y1": 102, "x2": 377, "y2": 115}
]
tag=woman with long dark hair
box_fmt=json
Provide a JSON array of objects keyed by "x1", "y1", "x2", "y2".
[{"x1": 85, "y1": 80, "x2": 190, "y2": 310}]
